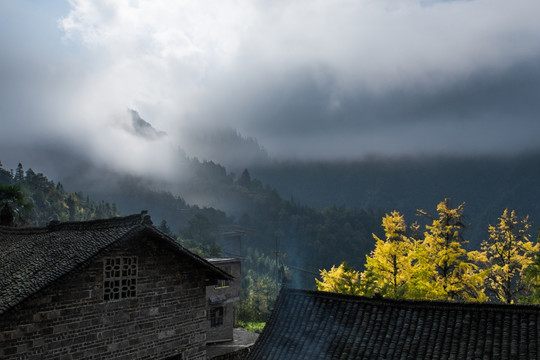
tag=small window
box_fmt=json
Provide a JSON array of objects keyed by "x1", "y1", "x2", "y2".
[
  {"x1": 215, "y1": 265, "x2": 231, "y2": 289},
  {"x1": 104, "y1": 257, "x2": 138, "y2": 301},
  {"x1": 210, "y1": 307, "x2": 224, "y2": 327},
  {"x1": 215, "y1": 279, "x2": 231, "y2": 289}
]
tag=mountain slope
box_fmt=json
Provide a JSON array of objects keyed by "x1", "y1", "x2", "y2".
[{"x1": 250, "y1": 153, "x2": 540, "y2": 246}]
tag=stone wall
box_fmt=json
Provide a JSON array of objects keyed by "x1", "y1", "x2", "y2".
[
  {"x1": 0, "y1": 235, "x2": 208, "y2": 359},
  {"x1": 210, "y1": 346, "x2": 252, "y2": 360},
  {"x1": 206, "y1": 260, "x2": 241, "y2": 343}
]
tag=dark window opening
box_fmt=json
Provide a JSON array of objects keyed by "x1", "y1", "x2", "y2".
[{"x1": 211, "y1": 307, "x2": 224, "y2": 327}]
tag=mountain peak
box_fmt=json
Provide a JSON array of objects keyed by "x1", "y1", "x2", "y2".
[{"x1": 129, "y1": 109, "x2": 167, "y2": 140}]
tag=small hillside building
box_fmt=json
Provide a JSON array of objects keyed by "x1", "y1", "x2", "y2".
[
  {"x1": 205, "y1": 258, "x2": 242, "y2": 344},
  {"x1": 248, "y1": 287, "x2": 540, "y2": 359},
  {"x1": 0, "y1": 212, "x2": 232, "y2": 359}
]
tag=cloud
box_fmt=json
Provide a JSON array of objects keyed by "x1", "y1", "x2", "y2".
[{"x1": 2, "y1": 0, "x2": 540, "y2": 176}]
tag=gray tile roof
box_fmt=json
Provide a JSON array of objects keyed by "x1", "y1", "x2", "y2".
[
  {"x1": 248, "y1": 288, "x2": 540, "y2": 360},
  {"x1": 0, "y1": 212, "x2": 232, "y2": 316}
]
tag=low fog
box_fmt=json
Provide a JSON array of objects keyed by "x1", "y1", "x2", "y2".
[{"x1": 2, "y1": 0, "x2": 540, "y2": 179}]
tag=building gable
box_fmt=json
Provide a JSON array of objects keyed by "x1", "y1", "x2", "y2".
[
  {"x1": 1, "y1": 234, "x2": 208, "y2": 358},
  {"x1": 0, "y1": 212, "x2": 231, "y2": 316},
  {"x1": 0, "y1": 212, "x2": 233, "y2": 359}
]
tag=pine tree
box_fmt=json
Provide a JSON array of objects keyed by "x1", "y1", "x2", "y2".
[
  {"x1": 66, "y1": 194, "x2": 77, "y2": 221},
  {"x1": 0, "y1": 161, "x2": 12, "y2": 183},
  {"x1": 158, "y1": 219, "x2": 175, "y2": 238},
  {"x1": 14, "y1": 163, "x2": 24, "y2": 183},
  {"x1": 237, "y1": 169, "x2": 252, "y2": 188}
]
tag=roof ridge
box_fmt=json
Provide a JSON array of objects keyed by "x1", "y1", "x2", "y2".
[
  {"x1": 0, "y1": 212, "x2": 151, "y2": 234},
  {"x1": 281, "y1": 287, "x2": 540, "y2": 313},
  {"x1": 0, "y1": 211, "x2": 231, "y2": 316}
]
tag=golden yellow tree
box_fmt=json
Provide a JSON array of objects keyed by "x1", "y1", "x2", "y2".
[
  {"x1": 523, "y1": 252, "x2": 540, "y2": 304},
  {"x1": 475, "y1": 209, "x2": 539, "y2": 303},
  {"x1": 363, "y1": 211, "x2": 414, "y2": 298},
  {"x1": 412, "y1": 199, "x2": 485, "y2": 301},
  {"x1": 316, "y1": 262, "x2": 364, "y2": 295}
]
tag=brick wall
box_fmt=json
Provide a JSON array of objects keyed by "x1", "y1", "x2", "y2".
[{"x1": 0, "y1": 235, "x2": 209, "y2": 359}]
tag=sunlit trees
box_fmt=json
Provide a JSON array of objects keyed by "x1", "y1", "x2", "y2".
[
  {"x1": 363, "y1": 211, "x2": 414, "y2": 298},
  {"x1": 315, "y1": 201, "x2": 540, "y2": 305},
  {"x1": 523, "y1": 252, "x2": 540, "y2": 304},
  {"x1": 316, "y1": 199, "x2": 487, "y2": 302},
  {"x1": 316, "y1": 261, "x2": 364, "y2": 295},
  {"x1": 475, "y1": 209, "x2": 539, "y2": 303},
  {"x1": 0, "y1": 162, "x2": 121, "y2": 226},
  {"x1": 238, "y1": 247, "x2": 281, "y2": 322},
  {"x1": 238, "y1": 275, "x2": 275, "y2": 322},
  {"x1": 414, "y1": 199, "x2": 485, "y2": 301}
]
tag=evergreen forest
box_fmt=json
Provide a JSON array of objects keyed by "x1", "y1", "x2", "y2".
[
  {"x1": 0, "y1": 160, "x2": 383, "y2": 321},
  {"x1": 2, "y1": 153, "x2": 540, "y2": 320}
]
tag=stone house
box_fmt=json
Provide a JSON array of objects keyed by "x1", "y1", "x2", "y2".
[
  {"x1": 205, "y1": 258, "x2": 241, "y2": 344},
  {"x1": 0, "y1": 212, "x2": 232, "y2": 359},
  {"x1": 248, "y1": 287, "x2": 540, "y2": 359}
]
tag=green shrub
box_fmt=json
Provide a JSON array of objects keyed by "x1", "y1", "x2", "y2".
[{"x1": 238, "y1": 321, "x2": 266, "y2": 334}]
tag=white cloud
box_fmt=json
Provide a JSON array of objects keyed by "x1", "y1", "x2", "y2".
[
  {"x1": 60, "y1": 0, "x2": 540, "y2": 103},
  {"x1": 2, "y1": 0, "x2": 540, "y2": 173}
]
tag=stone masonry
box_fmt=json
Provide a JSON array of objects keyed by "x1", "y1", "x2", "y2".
[
  {"x1": 0, "y1": 235, "x2": 209, "y2": 359},
  {"x1": 206, "y1": 259, "x2": 241, "y2": 344}
]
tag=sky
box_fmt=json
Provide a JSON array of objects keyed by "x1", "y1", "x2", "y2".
[{"x1": 2, "y1": 0, "x2": 540, "y2": 177}]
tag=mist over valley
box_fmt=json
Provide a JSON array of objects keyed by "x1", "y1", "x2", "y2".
[{"x1": 2, "y1": 0, "x2": 540, "y2": 299}]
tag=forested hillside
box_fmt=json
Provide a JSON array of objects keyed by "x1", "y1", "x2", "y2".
[
  {"x1": 250, "y1": 153, "x2": 540, "y2": 247},
  {"x1": 4, "y1": 153, "x2": 540, "y2": 317},
  {"x1": 0, "y1": 159, "x2": 383, "y2": 291},
  {"x1": 79, "y1": 159, "x2": 384, "y2": 286},
  {"x1": 0, "y1": 162, "x2": 120, "y2": 225}
]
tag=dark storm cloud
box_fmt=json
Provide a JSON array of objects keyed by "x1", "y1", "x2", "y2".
[{"x1": 205, "y1": 56, "x2": 540, "y2": 158}]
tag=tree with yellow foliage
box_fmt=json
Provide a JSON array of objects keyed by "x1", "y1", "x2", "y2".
[
  {"x1": 363, "y1": 211, "x2": 414, "y2": 298},
  {"x1": 523, "y1": 251, "x2": 540, "y2": 304},
  {"x1": 315, "y1": 201, "x2": 540, "y2": 305},
  {"x1": 413, "y1": 199, "x2": 485, "y2": 301},
  {"x1": 316, "y1": 261, "x2": 365, "y2": 295},
  {"x1": 474, "y1": 209, "x2": 539, "y2": 303}
]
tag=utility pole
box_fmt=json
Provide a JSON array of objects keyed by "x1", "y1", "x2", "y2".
[{"x1": 274, "y1": 236, "x2": 280, "y2": 297}]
